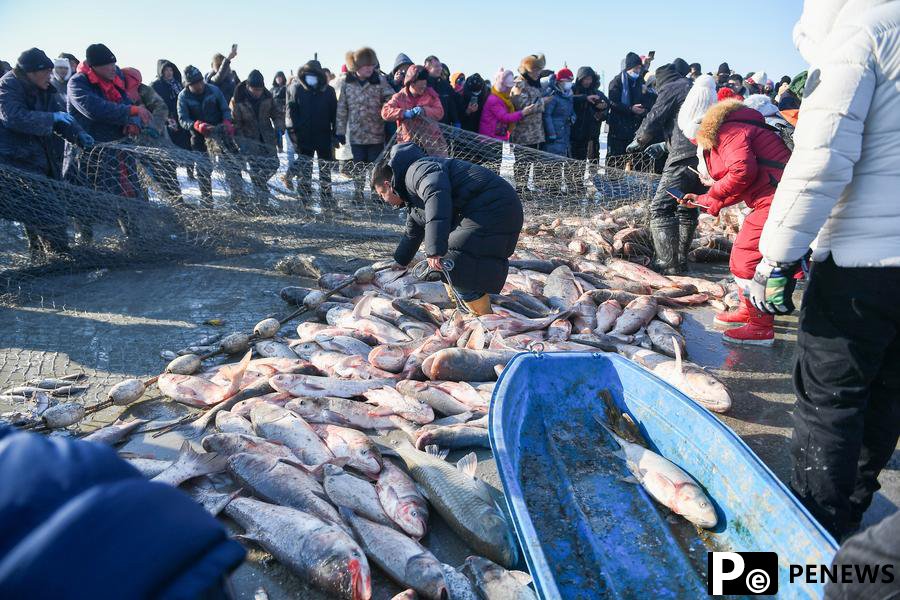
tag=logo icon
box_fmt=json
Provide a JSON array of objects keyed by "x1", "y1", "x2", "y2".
[{"x1": 708, "y1": 552, "x2": 779, "y2": 595}]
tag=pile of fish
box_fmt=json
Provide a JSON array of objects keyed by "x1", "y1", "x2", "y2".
[
  {"x1": 520, "y1": 203, "x2": 741, "y2": 265},
  {"x1": 0, "y1": 374, "x2": 91, "y2": 430}
]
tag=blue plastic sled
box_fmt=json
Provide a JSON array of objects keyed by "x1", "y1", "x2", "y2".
[{"x1": 489, "y1": 351, "x2": 838, "y2": 599}]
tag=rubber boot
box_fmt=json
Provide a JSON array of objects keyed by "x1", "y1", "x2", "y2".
[
  {"x1": 650, "y1": 222, "x2": 679, "y2": 275},
  {"x1": 722, "y1": 297, "x2": 774, "y2": 346},
  {"x1": 676, "y1": 220, "x2": 698, "y2": 274},
  {"x1": 463, "y1": 294, "x2": 494, "y2": 316},
  {"x1": 714, "y1": 288, "x2": 751, "y2": 327}
]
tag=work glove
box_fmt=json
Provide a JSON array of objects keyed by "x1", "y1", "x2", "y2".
[
  {"x1": 222, "y1": 119, "x2": 235, "y2": 137},
  {"x1": 411, "y1": 106, "x2": 423, "y2": 118},
  {"x1": 76, "y1": 131, "x2": 95, "y2": 149},
  {"x1": 402, "y1": 109, "x2": 415, "y2": 120},
  {"x1": 193, "y1": 121, "x2": 212, "y2": 136},
  {"x1": 52, "y1": 111, "x2": 75, "y2": 125},
  {"x1": 645, "y1": 142, "x2": 666, "y2": 159},
  {"x1": 747, "y1": 257, "x2": 804, "y2": 315},
  {"x1": 130, "y1": 105, "x2": 152, "y2": 126},
  {"x1": 626, "y1": 140, "x2": 642, "y2": 153},
  {"x1": 334, "y1": 134, "x2": 346, "y2": 145}
]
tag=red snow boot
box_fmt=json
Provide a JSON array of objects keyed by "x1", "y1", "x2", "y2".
[
  {"x1": 722, "y1": 299, "x2": 774, "y2": 346},
  {"x1": 714, "y1": 288, "x2": 752, "y2": 327}
]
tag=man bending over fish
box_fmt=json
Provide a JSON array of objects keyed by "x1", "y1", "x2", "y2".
[{"x1": 371, "y1": 142, "x2": 524, "y2": 316}]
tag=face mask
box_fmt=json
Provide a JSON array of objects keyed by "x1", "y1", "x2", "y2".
[
  {"x1": 627, "y1": 71, "x2": 640, "y2": 79},
  {"x1": 563, "y1": 82, "x2": 573, "y2": 91},
  {"x1": 305, "y1": 75, "x2": 318, "y2": 87}
]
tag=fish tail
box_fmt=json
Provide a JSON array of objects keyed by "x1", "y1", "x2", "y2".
[
  {"x1": 174, "y1": 440, "x2": 229, "y2": 479},
  {"x1": 593, "y1": 414, "x2": 626, "y2": 458},
  {"x1": 672, "y1": 336, "x2": 684, "y2": 386},
  {"x1": 223, "y1": 350, "x2": 253, "y2": 401}
]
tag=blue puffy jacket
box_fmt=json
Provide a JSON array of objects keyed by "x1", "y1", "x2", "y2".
[
  {"x1": 0, "y1": 425, "x2": 245, "y2": 599},
  {"x1": 0, "y1": 70, "x2": 83, "y2": 178},
  {"x1": 177, "y1": 83, "x2": 231, "y2": 132},
  {"x1": 542, "y1": 87, "x2": 575, "y2": 156}
]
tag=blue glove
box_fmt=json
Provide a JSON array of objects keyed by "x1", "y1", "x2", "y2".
[
  {"x1": 411, "y1": 106, "x2": 424, "y2": 117},
  {"x1": 453, "y1": 122, "x2": 461, "y2": 129},
  {"x1": 402, "y1": 109, "x2": 415, "y2": 120},
  {"x1": 52, "y1": 112, "x2": 74, "y2": 125},
  {"x1": 747, "y1": 257, "x2": 803, "y2": 315},
  {"x1": 76, "y1": 132, "x2": 95, "y2": 149}
]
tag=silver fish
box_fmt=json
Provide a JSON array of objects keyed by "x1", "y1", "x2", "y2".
[
  {"x1": 461, "y1": 556, "x2": 537, "y2": 600},
  {"x1": 376, "y1": 459, "x2": 429, "y2": 539},
  {"x1": 270, "y1": 374, "x2": 396, "y2": 399},
  {"x1": 82, "y1": 417, "x2": 146, "y2": 445},
  {"x1": 312, "y1": 423, "x2": 383, "y2": 476},
  {"x1": 323, "y1": 464, "x2": 395, "y2": 527},
  {"x1": 250, "y1": 403, "x2": 334, "y2": 467},
  {"x1": 215, "y1": 410, "x2": 255, "y2": 435}
]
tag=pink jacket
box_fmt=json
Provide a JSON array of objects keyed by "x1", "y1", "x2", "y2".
[
  {"x1": 478, "y1": 93, "x2": 523, "y2": 140},
  {"x1": 381, "y1": 87, "x2": 447, "y2": 155}
]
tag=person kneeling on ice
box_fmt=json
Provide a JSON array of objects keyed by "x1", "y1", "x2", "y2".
[
  {"x1": 680, "y1": 98, "x2": 792, "y2": 346},
  {"x1": 371, "y1": 142, "x2": 524, "y2": 316}
]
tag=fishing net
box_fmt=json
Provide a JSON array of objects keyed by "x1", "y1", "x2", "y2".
[{"x1": 0, "y1": 119, "x2": 660, "y2": 415}]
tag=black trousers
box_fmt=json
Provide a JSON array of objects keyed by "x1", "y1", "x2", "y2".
[
  {"x1": 790, "y1": 255, "x2": 900, "y2": 540},
  {"x1": 571, "y1": 138, "x2": 599, "y2": 162},
  {"x1": 648, "y1": 157, "x2": 704, "y2": 228},
  {"x1": 350, "y1": 143, "x2": 384, "y2": 198},
  {"x1": 291, "y1": 142, "x2": 334, "y2": 199}
]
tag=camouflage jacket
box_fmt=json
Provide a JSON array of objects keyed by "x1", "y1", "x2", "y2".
[
  {"x1": 336, "y1": 71, "x2": 394, "y2": 145},
  {"x1": 509, "y1": 76, "x2": 545, "y2": 146}
]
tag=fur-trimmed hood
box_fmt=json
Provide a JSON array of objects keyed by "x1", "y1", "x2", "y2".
[{"x1": 696, "y1": 99, "x2": 764, "y2": 149}]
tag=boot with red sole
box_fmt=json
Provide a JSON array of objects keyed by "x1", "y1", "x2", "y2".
[{"x1": 722, "y1": 299, "x2": 774, "y2": 346}]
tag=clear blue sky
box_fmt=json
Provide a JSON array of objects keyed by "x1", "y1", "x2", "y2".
[{"x1": 1, "y1": 0, "x2": 806, "y2": 89}]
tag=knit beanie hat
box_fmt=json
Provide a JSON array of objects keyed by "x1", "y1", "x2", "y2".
[
  {"x1": 717, "y1": 62, "x2": 731, "y2": 76},
  {"x1": 624, "y1": 52, "x2": 642, "y2": 70},
  {"x1": 717, "y1": 87, "x2": 741, "y2": 102},
  {"x1": 556, "y1": 67, "x2": 574, "y2": 81},
  {"x1": 743, "y1": 93, "x2": 779, "y2": 117},
  {"x1": 246, "y1": 69, "x2": 265, "y2": 88},
  {"x1": 183, "y1": 65, "x2": 203, "y2": 85},
  {"x1": 677, "y1": 74, "x2": 718, "y2": 140},
  {"x1": 672, "y1": 58, "x2": 690, "y2": 77},
  {"x1": 85, "y1": 43, "x2": 116, "y2": 67},
  {"x1": 16, "y1": 48, "x2": 54, "y2": 72}
]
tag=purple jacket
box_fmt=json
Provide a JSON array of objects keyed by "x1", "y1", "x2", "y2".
[{"x1": 478, "y1": 93, "x2": 523, "y2": 140}]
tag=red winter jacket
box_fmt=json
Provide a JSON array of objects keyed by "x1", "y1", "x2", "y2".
[{"x1": 695, "y1": 101, "x2": 791, "y2": 216}]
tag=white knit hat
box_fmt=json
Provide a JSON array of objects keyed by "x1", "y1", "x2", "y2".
[
  {"x1": 677, "y1": 74, "x2": 717, "y2": 140},
  {"x1": 743, "y1": 93, "x2": 779, "y2": 117}
]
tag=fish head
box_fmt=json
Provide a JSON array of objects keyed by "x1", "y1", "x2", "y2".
[
  {"x1": 684, "y1": 372, "x2": 732, "y2": 413},
  {"x1": 249, "y1": 402, "x2": 286, "y2": 426},
  {"x1": 674, "y1": 483, "x2": 718, "y2": 529},
  {"x1": 291, "y1": 342, "x2": 321, "y2": 360},
  {"x1": 398, "y1": 500, "x2": 429, "y2": 539},
  {"x1": 321, "y1": 542, "x2": 371, "y2": 600},
  {"x1": 480, "y1": 509, "x2": 520, "y2": 567},
  {"x1": 349, "y1": 440, "x2": 383, "y2": 475},
  {"x1": 406, "y1": 554, "x2": 449, "y2": 600}
]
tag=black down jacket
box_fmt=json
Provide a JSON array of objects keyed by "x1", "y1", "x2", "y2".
[
  {"x1": 634, "y1": 63, "x2": 695, "y2": 163},
  {"x1": 389, "y1": 142, "x2": 523, "y2": 294}
]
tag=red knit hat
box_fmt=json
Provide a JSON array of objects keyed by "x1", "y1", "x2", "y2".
[
  {"x1": 556, "y1": 67, "x2": 574, "y2": 81},
  {"x1": 717, "y1": 87, "x2": 743, "y2": 102}
]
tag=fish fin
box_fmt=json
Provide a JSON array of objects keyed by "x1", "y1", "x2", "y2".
[
  {"x1": 424, "y1": 444, "x2": 449, "y2": 461},
  {"x1": 509, "y1": 571, "x2": 534, "y2": 586},
  {"x1": 223, "y1": 351, "x2": 253, "y2": 401},
  {"x1": 672, "y1": 336, "x2": 684, "y2": 386},
  {"x1": 617, "y1": 474, "x2": 641, "y2": 485},
  {"x1": 367, "y1": 406, "x2": 396, "y2": 417},
  {"x1": 592, "y1": 414, "x2": 626, "y2": 458},
  {"x1": 234, "y1": 530, "x2": 263, "y2": 545},
  {"x1": 351, "y1": 296, "x2": 373, "y2": 319},
  {"x1": 455, "y1": 452, "x2": 478, "y2": 478}
]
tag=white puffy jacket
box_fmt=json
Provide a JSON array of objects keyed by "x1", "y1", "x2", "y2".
[{"x1": 759, "y1": 0, "x2": 900, "y2": 267}]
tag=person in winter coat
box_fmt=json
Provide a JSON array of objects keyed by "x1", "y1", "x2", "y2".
[
  {"x1": 479, "y1": 69, "x2": 539, "y2": 141},
  {"x1": 285, "y1": 60, "x2": 337, "y2": 202},
  {"x1": 743, "y1": 93, "x2": 794, "y2": 136},
  {"x1": 381, "y1": 65, "x2": 447, "y2": 157},
  {"x1": 50, "y1": 58, "x2": 71, "y2": 105},
  {"x1": 450, "y1": 72, "x2": 465, "y2": 94},
  {"x1": 372, "y1": 142, "x2": 523, "y2": 316},
  {"x1": 64, "y1": 43, "x2": 151, "y2": 240},
  {"x1": 510, "y1": 53, "x2": 548, "y2": 199},
  {"x1": 270, "y1": 71, "x2": 287, "y2": 152},
  {"x1": 542, "y1": 68, "x2": 576, "y2": 156},
  {"x1": 0, "y1": 425, "x2": 246, "y2": 599},
  {"x1": 747, "y1": 0, "x2": 900, "y2": 542},
  {"x1": 336, "y1": 46, "x2": 394, "y2": 200},
  {"x1": 458, "y1": 73, "x2": 488, "y2": 133},
  {"x1": 151, "y1": 59, "x2": 191, "y2": 153},
  {"x1": 231, "y1": 69, "x2": 284, "y2": 200},
  {"x1": 0, "y1": 48, "x2": 91, "y2": 259},
  {"x1": 570, "y1": 66, "x2": 608, "y2": 163},
  {"x1": 680, "y1": 100, "x2": 791, "y2": 345},
  {"x1": 629, "y1": 62, "x2": 706, "y2": 274},
  {"x1": 424, "y1": 55, "x2": 459, "y2": 126},
  {"x1": 205, "y1": 48, "x2": 239, "y2": 104},
  {"x1": 177, "y1": 64, "x2": 240, "y2": 205},
  {"x1": 390, "y1": 53, "x2": 414, "y2": 93},
  {"x1": 607, "y1": 52, "x2": 650, "y2": 162}
]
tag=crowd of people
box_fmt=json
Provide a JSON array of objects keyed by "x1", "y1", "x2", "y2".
[{"x1": 1, "y1": 4, "x2": 899, "y2": 573}]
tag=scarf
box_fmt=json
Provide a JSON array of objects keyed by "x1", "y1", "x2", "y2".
[
  {"x1": 78, "y1": 62, "x2": 126, "y2": 103},
  {"x1": 620, "y1": 72, "x2": 632, "y2": 107},
  {"x1": 165, "y1": 78, "x2": 181, "y2": 97},
  {"x1": 491, "y1": 87, "x2": 517, "y2": 134}
]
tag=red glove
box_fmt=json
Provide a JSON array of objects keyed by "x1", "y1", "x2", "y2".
[
  {"x1": 222, "y1": 119, "x2": 235, "y2": 137},
  {"x1": 129, "y1": 105, "x2": 152, "y2": 126},
  {"x1": 193, "y1": 121, "x2": 212, "y2": 136}
]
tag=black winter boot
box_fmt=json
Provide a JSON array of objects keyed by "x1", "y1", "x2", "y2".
[
  {"x1": 677, "y1": 220, "x2": 699, "y2": 274},
  {"x1": 650, "y1": 223, "x2": 679, "y2": 275}
]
